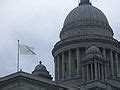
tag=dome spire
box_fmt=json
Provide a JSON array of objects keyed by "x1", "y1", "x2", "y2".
[
  {"x1": 39, "y1": 61, "x2": 42, "y2": 64},
  {"x1": 80, "y1": 0, "x2": 91, "y2": 5}
]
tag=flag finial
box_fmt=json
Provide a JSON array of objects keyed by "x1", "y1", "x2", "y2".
[
  {"x1": 80, "y1": 0, "x2": 91, "y2": 5},
  {"x1": 40, "y1": 61, "x2": 42, "y2": 64}
]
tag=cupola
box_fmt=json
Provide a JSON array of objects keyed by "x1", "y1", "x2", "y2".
[
  {"x1": 85, "y1": 46, "x2": 103, "y2": 60},
  {"x1": 32, "y1": 61, "x2": 53, "y2": 80}
]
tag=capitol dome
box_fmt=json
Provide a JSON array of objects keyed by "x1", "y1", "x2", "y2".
[
  {"x1": 60, "y1": 0, "x2": 113, "y2": 40},
  {"x1": 64, "y1": 5, "x2": 108, "y2": 27}
]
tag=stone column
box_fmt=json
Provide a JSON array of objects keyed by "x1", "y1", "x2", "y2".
[
  {"x1": 98, "y1": 63, "x2": 100, "y2": 80},
  {"x1": 95, "y1": 62, "x2": 98, "y2": 80},
  {"x1": 86, "y1": 65, "x2": 89, "y2": 81},
  {"x1": 110, "y1": 50, "x2": 114, "y2": 76},
  {"x1": 105, "y1": 64, "x2": 108, "y2": 81},
  {"x1": 91, "y1": 64, "x2": 93, "y2": 80},
  {"x1": 68, "y1": 50, "x2": 72, "y2": 78},
  {"x1": 55, "y1": 58, "x2": 57, "y2": 81},
  {"x1": 101, "y1": 65, "x2": 104, "y2": 80},
  {"x1": 103, "y1": 48, "x2": 108, "y2": 80},
  {"x1": 62, "y1": 52, "x2": 65, "y2": 79},
  {"x1": 57, "y1": 55, "x2": 60, "y2": 80},
  {"x1": 82, "y1": 66, "x2": 85, "y2": 82},
  {"x1": 76, "y1": 48, "x2": 80, "y2": 76},
  {"x1": 115, "y1": 52, "x2": 119, "y2": 77},
  {"x1": 102, "y1": 48, "x2": 106, "y2": 59}
]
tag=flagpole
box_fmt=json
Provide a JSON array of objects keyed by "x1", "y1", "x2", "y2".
[{"x1": 17, "y1": 40, "x2": 20, "y2": 72}]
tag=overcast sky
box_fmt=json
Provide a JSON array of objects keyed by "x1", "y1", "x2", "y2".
[{"x1": 0, "y1": 0, "x2": 120, "y2": 79}]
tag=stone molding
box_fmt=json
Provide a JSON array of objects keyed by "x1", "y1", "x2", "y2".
[{"x1": 52, "y1": 38, "x2": 120, "y2": 57}]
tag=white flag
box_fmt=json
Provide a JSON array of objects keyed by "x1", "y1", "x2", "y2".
[{"x1": 19, "y1": 44, "x2": 36, "y2": 55}]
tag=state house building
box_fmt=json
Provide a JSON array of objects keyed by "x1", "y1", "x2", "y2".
[{"x1": 0, "y1": 0, "x2": 120, "y2": 90}]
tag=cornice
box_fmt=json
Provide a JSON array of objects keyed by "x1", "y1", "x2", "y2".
[{"x1": 52, "y1": 36, "x2": 120, "y2": 56}]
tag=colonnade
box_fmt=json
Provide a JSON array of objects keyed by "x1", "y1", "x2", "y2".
[
  {"x1": 55, "y1": 48, "x2": 84, "y2": 80},
  {"x1": 102, "y1": 48, "x2": 119, "y2": 78},
  {"x1": 55, "y1": 47, "x2": 119, "y2": 81},
  {"x1": 83, "y1": 62, "x2": 105, "y2": 82}
]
